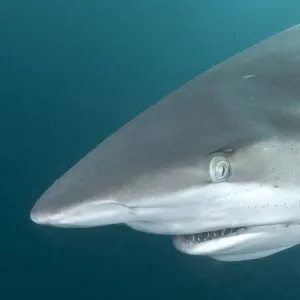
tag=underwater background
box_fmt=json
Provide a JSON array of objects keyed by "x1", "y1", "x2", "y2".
[{"x1": 2, "y1": 0, "x2": 300, "y2": 299}]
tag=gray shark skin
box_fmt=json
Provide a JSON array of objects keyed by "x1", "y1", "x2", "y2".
[{"x1": 31, "y1": 24, "x2": 300, "y2": 261}]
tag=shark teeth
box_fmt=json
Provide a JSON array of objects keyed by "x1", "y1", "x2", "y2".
[{"x1": 180, "y1": 227, "x2": 246, "y2": 244}]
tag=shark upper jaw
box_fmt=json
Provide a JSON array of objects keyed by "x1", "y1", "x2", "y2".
[{"x1": 31, "y1": 180, "x2": 300, "y2": 230}]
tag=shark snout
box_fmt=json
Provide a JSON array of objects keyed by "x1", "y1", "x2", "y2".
[
  {"x1": 30, "y1": 206, "x2": 49, "y2": 225},
  {"x1": 30, "y1": 193, "x2": 136, "y2": 228}
]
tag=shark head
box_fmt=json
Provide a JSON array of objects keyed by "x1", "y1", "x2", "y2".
[{"x1": 30, "y1": 24, "x2": 300, "y2": 261}]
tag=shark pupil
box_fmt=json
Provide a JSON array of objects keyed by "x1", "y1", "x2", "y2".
[{"x1": 217, "y1": 163, "x2": 226, "y2": 178}]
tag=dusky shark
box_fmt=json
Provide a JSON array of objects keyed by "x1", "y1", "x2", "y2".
[{"x1": 30, "y1": 24, "x2": 300, "y2": 261}]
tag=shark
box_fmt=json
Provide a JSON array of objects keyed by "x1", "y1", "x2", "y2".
[{"x1": 30, "y1": 24, "x2": 300, "y2": 261}]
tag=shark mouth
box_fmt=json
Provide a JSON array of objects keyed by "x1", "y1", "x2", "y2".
[{"x1": 175, "y1": 227, "x2": 247, "y2": 244}]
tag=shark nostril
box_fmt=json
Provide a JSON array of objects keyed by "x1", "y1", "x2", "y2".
[{"x1": 209, "y1": 156, "x2": 231, "y2": 183}]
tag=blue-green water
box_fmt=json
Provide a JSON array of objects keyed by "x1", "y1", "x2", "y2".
[{"x1": 2, "y1": 1, "x2": 300, "y2": 299}]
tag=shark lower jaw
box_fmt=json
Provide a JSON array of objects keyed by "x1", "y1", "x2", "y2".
[{"x1": 172, "y1": 223, "x2": 300, "y2": 260}]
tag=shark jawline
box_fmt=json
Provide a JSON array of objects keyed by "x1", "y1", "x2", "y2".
[{"x1": 174, "y1": 223, "x2": 294, "y2": 244}]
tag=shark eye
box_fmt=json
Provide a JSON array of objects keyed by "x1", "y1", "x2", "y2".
[{"x1": 209, "y1": 156, "x2": 230, "y2": 183}]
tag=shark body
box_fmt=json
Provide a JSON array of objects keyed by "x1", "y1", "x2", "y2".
[{"x1": 31, "y1": 24, "x2": 300, "y2": 261}]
